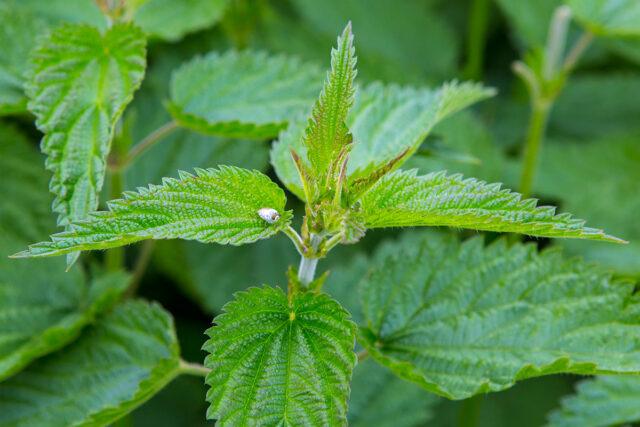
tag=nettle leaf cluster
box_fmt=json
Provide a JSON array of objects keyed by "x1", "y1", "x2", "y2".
[{"x1": 2, "y1": 2, "x2": 640, "y2": 425}]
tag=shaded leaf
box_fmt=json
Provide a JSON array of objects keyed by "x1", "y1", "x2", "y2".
[
  {"x1": 535, "y1": 135, "x2": 640, "y2": 274},
  {"x1": 547, "y1": 376, "x2": 640, "y2": 427},
  {"x1": 348, "y1": 358, "x2": 438, "y2": 427},
  {"x1": 14, "y1": 166, "x2": 292, "y2": 260},
  {"x1": 551, "y1": 73, "x2": 640, "y2": 138},
  {"x1": 568, "y1": 0, "x2": 640, "y2": 36},
  {"x1": 204, "y1": 286, "x2": 356, "y2": 425},
  {"x1": 168, "y1": 50, "x2": 322, "y2": 139},
  {"x1": 130, "y1": 0, "x2": 229, "y2": 41},
  {"x1": 0, "y1": 300, "x2": 180, "y2": 426},
  {"x1": 154, "y1": 235, "x2": 298, "y2": 314},
  {"x1": 359, "y1": 231, "x2": 640, "y2": 399},
  {"x1": 26, "y1": 23, "x2": 146, "y2": 228},
  {"x1": 0, "y1": 0, "x2": 104, "y2": 114},
  {"x1": 359, "y1": 169, "x2": 621, "y2": 242}
]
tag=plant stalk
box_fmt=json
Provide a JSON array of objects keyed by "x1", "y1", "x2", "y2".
[
  {"x1": 463, "y1": 0, "x2": 491, "y2": 80},
  {"x1": 120, "y1": 121, "x2": 179, "y2": 170},
  {"x1": 297, "y1": 234, "x2": 322, "y2": 285},
  {"x1": 179, "y1": 360, "x2": 211, "y2": 378},
  {"x1": 519, "y1": 101, "x2": 550, "y2": 199},
  {"x1": 105, "y1": 167, "x2": 125, "y2": 271}
]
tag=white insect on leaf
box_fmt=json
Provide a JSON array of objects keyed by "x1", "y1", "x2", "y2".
[{"x1": 258, "y1": 208, "x2": 280, "y2": 224}]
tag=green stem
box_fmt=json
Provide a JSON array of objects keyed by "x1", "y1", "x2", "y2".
[
  {"x1": 179, "y1": 360, "x2": 211, "y2": 378},
  {"x1": 519, "y1": 101, "x2": 551, "y2": 199},
  {"x1": 297, "y1": 234, "x2": 322, "y2": 285},
  {"x1": 105, "y1": 168, "x2": 125, "y2": 271},
  {"x1": 124, "y1": 240, "x2": 155, "y2": 298},
  {"x1": 563, "y1": 31, "x2": 594, "y2": 73},
  {"x1": 284, "y1": 226, "x2": 305, "y2": 256},
  {"x1": 120, "y1": 121, "x2": 179, "y2": 170},
  {"x1": 458, "y1": 395, "x2": 483, "y2": 427},
  {"x1": 463, "y1": 0, "x2": 490, "y2": 80}
]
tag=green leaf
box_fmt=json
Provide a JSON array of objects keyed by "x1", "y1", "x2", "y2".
[
  {"x1": 0, "y1": 300, "x2": 180, "y2": 426},
  {"x1": 272, "y1": 81, "x2": 494, "y2": 200},
  {"x1": 0, "y1": 128, "x2": 129, "y2": 381},
  {"x1": 155, "y1": 235, "x2": 298, "y2": 314},
  {"x1": 129, "y1": 0, "x2": 229, "y2": 41},
  {"x1": 348, "y1": 358, "x2": 439, "y2": 427},
  {"x1": 14, "y1": 166, "x2": 292, "y2": 260},
  {"x1": 168, "y1": 50, "x2": 323, "y2": 139},
  {"x1": 568, "y1": 0, "x2": 640, "y2": 36},
  {"x1": 551, "y1": 73, "x2": 640, "y2": 138},
  {"x1": 0, "y1": 124, "x2": 54, "y2": 242},
  {"x1": 300, "y1": 22, "x2": 356, "y2": 190},
  {"x1": 203, "y1": 286, "x2": 356, "y2": 425},
  {"x1": 26, "y1": 23, "x2": 146, "y2": 229},
  {"x1": 0, "y1": 238, "x2": 129, "y2": 381},
  {"x1": 358, "y1": 231, "x2": 640, "y2": 400},
  {"x1": 535, "y1": 135, "x2": 640, "y2": 274},
  {"x1": 264, "y1": 0, "x2": 460, "y2": 84},
  {"x1": 547, "y1": 376, "x2": 640, "y2": 427},
  {"x1": 0, "y1": 0, "x2": 104, "y2": 115},
  {"x1": 359, "y1": 169, "x2": 622, "y2": 242},
  {"x1": 494, "y1": 0, "x2": 560, "y2": 47}
]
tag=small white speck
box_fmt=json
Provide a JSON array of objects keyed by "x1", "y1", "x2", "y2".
[{"x1": 258, "y1": 208, "x2": 280, "y2": 224}]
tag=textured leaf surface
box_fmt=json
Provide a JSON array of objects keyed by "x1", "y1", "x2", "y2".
[
  {"x1": 15, "y1": 166, "x2": 291, "y2": 259},
  {"x1": 535, "y1": 136, "x2": 640, "y2": 274},
  {"x1": 359, "y1": 169, "x2": 621, "y2": 242},
  {"x1": 548, "y1": 376, "x2": 640, "y2": 427},
  {"x1": 568, "y1": 0, "x2": 640, "y2": 36},
  {"x1": 358, "y1": 232, "x2": 640, "y2": 399},
  {"x1": 130, "y1": 0, "x2": 228, "y2": 41},
  {"x1": 0, "y1": 125, "x2": 53, "y2": 242},
  {"x1": 0, "y1": 0, "x2": 104, "y2": 114},
  {"x1": 26, "y1": 23, "x2": 146, "y2": 228},
  {"x1": 169, "y1": 50, "x2": 322, "y2": 139},
  {"x1": 0, "y1": 129, "x2": 130, "y2": 380},
  {"x1": 272, "y1": 81, "x2": 494, "y2": 199},
  {"x1": 301, "y1": 22, "x2": 356, "y2": 186},
  {"x1": 348, "y1": 358, "x2": 438, "y2": 427},
  {"x1": 0, "y1": 300, "x2": 180, "y2": 426},
  {"x1": 203, "y1": 286, "x2": 356, "y2": 425},
  {"x1": 0, "y1": 239, "x2": 128, "y2": 381}
]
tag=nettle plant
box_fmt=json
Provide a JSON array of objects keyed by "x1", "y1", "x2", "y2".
[{"x1": 4, "y1": 10, "x2": 640, "y2": 427}]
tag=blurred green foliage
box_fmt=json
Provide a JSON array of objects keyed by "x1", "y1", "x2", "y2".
[{"x1": 1, "y1": 0, "x2": 639, "y2": 425}]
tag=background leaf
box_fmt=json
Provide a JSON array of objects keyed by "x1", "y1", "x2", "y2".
[
  {"x1": 169, "y1": 50, "x2": 322, "y2": 139},
  {"x1": 348, "y1": 358, "x2": 439, "y2": 427},
  {"x1": 130, "y1": 0, "x2": 229, "y2": 42},
  {"x1": 0, "y1": 300, "x2": 181, "y2": 426},
  {"x1": 547, "y1": 376, "x2": 640, "y2": 427},
  {"x1": 26, "y1": 23, "x2": 146, "y2": 228},
  {"x1": 567, "y1": 0, "x2": 640, "y2": 36},
  {"x1": 358, "y1": 231, "x2": 640, "y2": 399},
  {"x1": 203, "y1": 286, "x2": 356, "y2": 425}
]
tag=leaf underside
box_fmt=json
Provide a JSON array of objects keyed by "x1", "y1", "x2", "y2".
[
  {"x1": 568, "y1": 0, "x2": 640, "y2": 36},
  {"x1": 203, "y1": 286, "x2": 356, "y2": 426},
  {"x1": 0, "y1": 300, "x2": 180, "y2": 427},
  {"x1": 14, "y1": 166, "x2": 291, "y2": 259},
  {"x1": 26, "y1": 23, "x2": 146, "y2": 229},
  {"x1": 358, "y1": 231, "x2": 640, "y2": 400},
  {"x1": 169, "y1": 50, "x2": 323, "y2": 139},
  {"x1": 359, "y1": 169, "x2": 623, "y2": 243}
]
